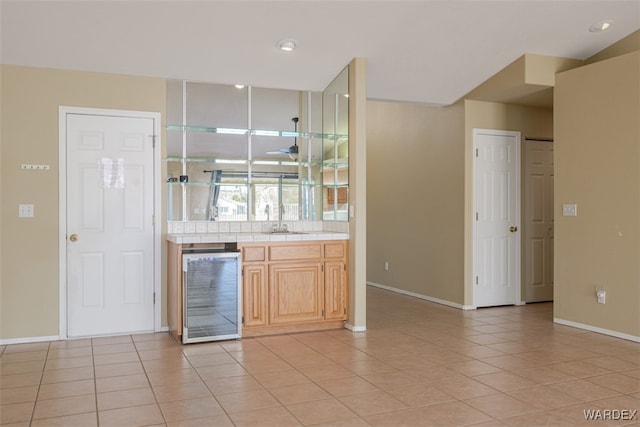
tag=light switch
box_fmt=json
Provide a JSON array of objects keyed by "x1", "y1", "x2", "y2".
[
  {"x1": 562, "y1": 204, "x2": 577, "y2": 217},
  {"x1": 19, "y1": 204, "x2": 34, "y2": 218}
]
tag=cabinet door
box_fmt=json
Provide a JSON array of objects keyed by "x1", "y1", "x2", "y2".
[
  {"x1": 243, "y1": 264, "x2": 268, "y2": 327},
  {"x1": 167, "y1": 242, "x2": 183, "y2": 341},
  {"x1": 269, "y1": 263, "x2": 323, "y2": 324},
  {"x1": 324, "y1": 261, "x2": 347, "y2": 320}
]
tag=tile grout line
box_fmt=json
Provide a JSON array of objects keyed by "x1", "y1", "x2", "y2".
[
  {"x1": 91, "y1": 337, "x2": 99, "y2": 427},
  {"x1": 258, "y1": 334, "x2": 361, "y2": 425},
  {"x1": 27, "y1": 341, "x2": 50, "y2": 425},
  {"x1": 132, "y1": 334, "x2": 168, "y2": 426},
  {"x1": 187, "y1": 339, "x2": 254, "y2": 424},
  {"x1": 285, "y1": 331, "x2": 383, "y2": 425}
]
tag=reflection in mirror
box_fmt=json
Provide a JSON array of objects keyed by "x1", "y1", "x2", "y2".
[
  {"x1": 166, "y1": 66, "x2": 348, "y2": 224},
  {"x1": 322, "y1": 66, "x2": 349, "y2": 221},
  {"x1": 250, "y1": 88, "x2": 301, "y2": 228}
]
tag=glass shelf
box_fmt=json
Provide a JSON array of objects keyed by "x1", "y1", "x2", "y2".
[
  {"x1": 167, "y1": 157, "x2": 348, "y2": 169},
  {"x1": 167, "y1": 124, "x2": 348, "y2": 141},
  {"x1": 322, "y1": 159, "x2": 349, "y2": 169},
  {"x1": 167, "y1": 157, "x2": 249, "y2": 165},
  {"x1": 167, "y1": 181, "x2": 328, "y2": 188}
]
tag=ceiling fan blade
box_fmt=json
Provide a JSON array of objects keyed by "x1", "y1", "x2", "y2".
[
  {"x1": 265, "y1": 119, "x2": 299, "y2": 156},
  {"x1": 266, "y1": 148, "x2": 289, "y2": 155}
]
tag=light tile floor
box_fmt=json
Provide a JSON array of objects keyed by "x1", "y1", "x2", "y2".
[{"x1": 1, "y1": 286, "x2": 639, "y2": 426}]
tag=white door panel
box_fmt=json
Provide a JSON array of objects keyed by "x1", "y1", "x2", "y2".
[
  {"x1": 525, "y1": 140, "x2": 554, "y2": 302},
  {"x1": 473, "y1": 129, "x2": 520, "y2": 307},
  {"x1": 66, "y1": 113, "x2": 155, "y2": 337}
]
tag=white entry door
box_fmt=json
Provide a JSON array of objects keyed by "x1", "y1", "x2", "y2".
[
  {"x1": 525, "y1": 139, "x2": 554, "y2": 302},
  {"x1": 65, "y1": 111, "x2": 156, "y2": 337},
  {"x1": 473, "y1": 129, "x2": 521, "y2": 307}
]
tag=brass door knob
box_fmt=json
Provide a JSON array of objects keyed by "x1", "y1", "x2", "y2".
[
  {"x1": 69, "y1": 234, "x2": 78, "y2": 242},
  {"x1": 509, "y1": 226, "x2": 518, "y2": 232}
]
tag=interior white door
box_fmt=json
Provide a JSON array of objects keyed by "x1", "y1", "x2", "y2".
[
  {"x1": 473, "y1": 129, "x2": 520, "y2": 307},
  {"x1": 525, "y1": 139, "x2": 554, "y2": 302},
  {"x1": 66, "y1": 113, "x2": 155, "y2": 337}
]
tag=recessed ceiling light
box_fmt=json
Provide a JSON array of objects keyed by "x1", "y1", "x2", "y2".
[
  {"x1": 234, "y1": 84, "x2": 245, "y2": 89},
  {"x1": 589, "y1": 20, "x2": 613, "y2": 32},
  {"x1": 277, "y1": 39, "x2": 297, "y2": 52}
]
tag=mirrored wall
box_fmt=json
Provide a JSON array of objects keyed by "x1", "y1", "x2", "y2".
[{"x1": 166, "y1": 66, "x2": 349, "y2": 223}]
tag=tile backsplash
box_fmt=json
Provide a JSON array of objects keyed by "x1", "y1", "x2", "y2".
[{"x1": 168, "y1": 220, "x2": 349, "y2": 234}]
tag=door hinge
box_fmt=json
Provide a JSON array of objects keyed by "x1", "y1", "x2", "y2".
[
  {"x1": 151, "y1": 134, "x2": 157, "y2": 149},
  {"x1": 475, "y1": 276, "x2": 479, "y2": 285},
  {"x1": 153, "y1": 292, "x2": 156, "y2": 304},
  {"x1": 475, "y1": 148, "x2": 479, "y2": 157},
  {"x1": 322, "y1": 309, "x2": 325, "y2": 317},
  {"x1": 344, "y1": 308, "x2": 346, "y2": 315},
  {"x1": 152, "y1": 214, "x2": 156, "y2": 226},
  {"x1": 475, "y1": 212, "x2": 478, "y2": 221},
  {"x1": 242, "y1": 316, "x2": 244, "y2": 324}
]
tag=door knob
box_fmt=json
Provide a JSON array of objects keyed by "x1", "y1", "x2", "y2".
[
  {"x1": 509, "y1": 226, "x2": 518, "y2": 232},
  {"x1": 69, "y1": 233, "x2": 78, "y2": 242}
]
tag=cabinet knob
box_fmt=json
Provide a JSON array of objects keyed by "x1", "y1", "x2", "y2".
[{"x1": 69, "y1": 233, "x2": 78, "y2": 242}]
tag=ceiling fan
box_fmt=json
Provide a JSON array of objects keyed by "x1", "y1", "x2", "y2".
[{"x1": 267, "y1": 117, "x2": 299, "y2": 158}]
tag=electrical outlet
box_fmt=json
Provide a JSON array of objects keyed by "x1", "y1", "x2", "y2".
[
  {"x1": 384, "y1": 261, "x2": 389, "y2": 271},
  {"x1": 597, "y1": 289, "x2": 606, "y2": 304},
  {"x1": 563, "y1": 204, "x2": 577, "y2": 217}
]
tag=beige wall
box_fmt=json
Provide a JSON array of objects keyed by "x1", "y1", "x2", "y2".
[
  {"x1": 0, "y1": 65, "x2": 166, "y2": 340},
  {"x1": 554, "y1": 51, "x2": 640, "y2": 337},
  {"x1": 585, "y1": 29, "x2": 640, "y2": 65},
  {"x1": 367, "y1": 100, "x2": 465, "y2": 304},
  {"x1": 348, "y1": 58, "x2": 368, "y2": 329},
  {"x1": 463, "y1": 100, "x2": 554, "y2": 306}
]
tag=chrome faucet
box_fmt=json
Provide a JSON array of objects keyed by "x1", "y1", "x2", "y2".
[{"x1": 276, "y1": 175, "x2": 286, "y2": 232}]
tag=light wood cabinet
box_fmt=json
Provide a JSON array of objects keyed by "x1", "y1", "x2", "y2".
[
  {"x1": 167, "y1": 241, "x2": 183, "y2": 342},
  {"x1": 327, "y1": 187, "x2": 348, "y2": 205},
  {"x1": 240, "y1": 240, "x2": 348, "y2": 337},
  {"x1": 242, "y1": 264, "x2": 267, "y2": 327},
  {"x1": 269, "y1": 263, "x2": 323, "y2": 324},
  {"x1": 324, "y1": 241, "x2": 348, "y2": 320},
  {"x1": 324, "y1": 260, "x2": 347, "y2": 320}
]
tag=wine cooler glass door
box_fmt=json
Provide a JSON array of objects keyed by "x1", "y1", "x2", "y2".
[{"x1": 182, "y1": 252, "x2": 241, "y2": 343}]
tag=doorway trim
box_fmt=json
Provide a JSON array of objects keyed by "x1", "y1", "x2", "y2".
[
  {"x1": 58, "y1": 106, "x2": 162, "y2": 339},
  {"x1": 472, "y1": 128, "x2": 522, "y2": 308}
]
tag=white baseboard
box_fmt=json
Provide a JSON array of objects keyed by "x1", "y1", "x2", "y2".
[
  {"x1": 367, "y1": 281, "x2": 474, "y2": 310},
  {"x1": 344, "y1": 322, "x2": 366, "y2": 332},
  {"x1": 554, "y1": 317, "x2": 640, "y2": 343},
  {"x1": 0, "y1": 335, "x2": 61, "y2": 346}
]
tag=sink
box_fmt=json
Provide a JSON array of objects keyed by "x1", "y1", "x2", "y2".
[{"x1": 263, "y1": 231, "x2": 307, "y2": 235}]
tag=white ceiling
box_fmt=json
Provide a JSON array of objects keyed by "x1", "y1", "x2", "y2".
[{"x1": 1, "y1": 1, "x2": 638, "y2": 106}]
